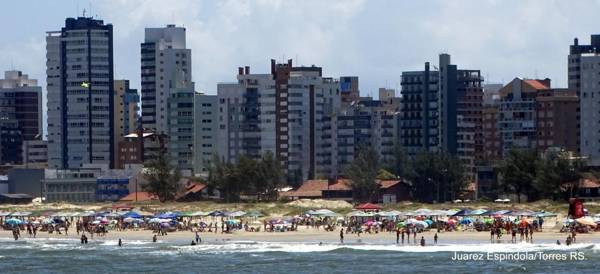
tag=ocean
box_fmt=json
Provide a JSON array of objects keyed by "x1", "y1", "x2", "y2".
[{"x1": 0, "y1": 237, "x2": 599, "y2": 273}]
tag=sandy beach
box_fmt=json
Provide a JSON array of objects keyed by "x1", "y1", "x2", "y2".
[{"x1": 2, "y1": 226, "x2": 597, "y2": 245}]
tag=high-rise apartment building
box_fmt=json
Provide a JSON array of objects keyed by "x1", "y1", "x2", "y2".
[
  {"x1": 0, "y1": 71, "x2": 43, "y2": 165},
  {"x1": 535, "y1": 89, "x2": 578, "y2": 153},
  {"x1": 141, "y1": 25, "x2": 191, "y2": 135},
  {"x1": 46, "y1": 17, "x2": 115, "y2": 169},
  {"x1": 569, "y1": 34, "x2": 600, "y2": 165},
  {"x1": 400, "y1": 62, "x2": 439, "y2": 156},
  {"x1": 113, "y1": 80, "x2": 139, "y2": 165},
  {"x1": 167, "y1": 80, "x2": 195, "y2": 174},
  {"x1": 0, "y1": 70, "x2": 43, "y2": 141},
  {"x1": 498, "y1": 78, "x2": 550, "y2": 153},
  {"x1": 193, "y1": 93, "x2": 217, "y2": 175},
  {"x1": 217, "y1": 60, "x2": 341, "y2": 184},
  {"x1": 336, "y1": 98, "x2": 400, "y2": 172},
  {"x1": 438, "y1": 54, "x2": 484, "y2": 173}
]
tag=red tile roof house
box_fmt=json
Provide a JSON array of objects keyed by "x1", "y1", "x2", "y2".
[
  {"x1": 280, "y1": 178, "x2": 411, "y2": 204},
  {"x1": 176, "y1": 182, "x2": 209, "y2": 202}
]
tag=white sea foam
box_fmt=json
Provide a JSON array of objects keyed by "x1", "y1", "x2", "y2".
[{"x1": 168, "y1": 242, "x2": 597, "y2": 255}]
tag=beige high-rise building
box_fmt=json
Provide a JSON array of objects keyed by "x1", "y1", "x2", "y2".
[{"x1": 113, "y1": 80, "x2": 139, "y2": 166}]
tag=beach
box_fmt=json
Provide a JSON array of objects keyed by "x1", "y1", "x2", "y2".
[
  {"x1": 1, "y1": 228, "x2": 600, "y2": 274},
  {"x1": 1, "y1": 225, "x2": 597, "y2": 244}
]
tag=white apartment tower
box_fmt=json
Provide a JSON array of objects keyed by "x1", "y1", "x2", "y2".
[{"x1": 141, "y1": 25, "x2": 192, "y2": 135}]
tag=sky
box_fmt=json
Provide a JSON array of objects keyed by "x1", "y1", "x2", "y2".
[{"x1": 1, "y1": 0, "x2": 600, "y2": 132}]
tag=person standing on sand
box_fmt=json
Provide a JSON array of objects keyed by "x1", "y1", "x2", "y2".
[
  {"x1": 420, "y1": 236, "x2": 425, "y2": 246},
  {"x1": 490, "y1": 228, "x2": 494, "y2": 243},
  {"x1": 195, "y1": 232, "x2": 201, "y2": 243},
  {"x1": 571, "y1": 230, "x2": 576, "y2": 243},
  {"x1": 511, "y1": 229, "x2": 516, "y2": 243},
  {"x1": 401, "y1": 229, "x2": 405, "y2": 244},
  {"x1": 396, "y1": 229, "x2": 400, "y2": 244},
  {"x1": 340, "y1": 228, "x2": 344, "y2": 244},
  {"x1": 413, "y1": 229, "x2": 417, "y2": 244},
  {"x1": 529, "y1": 228, "x2": 533, "y2": 243},
  {"x1": 434, "y1": 233, "x2": 438, "y2": 244}
]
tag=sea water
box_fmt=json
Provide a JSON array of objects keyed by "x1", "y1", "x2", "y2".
[{"x1": 0, "y1": 237, "x2": 599, "y2": 273}]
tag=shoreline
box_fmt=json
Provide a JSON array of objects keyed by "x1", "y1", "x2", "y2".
[{"x1": 2, "y1": 227, "x2": 598, "y2": 245}]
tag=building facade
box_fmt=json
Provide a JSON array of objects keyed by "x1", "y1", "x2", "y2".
[
  {"x1": 498, "y1": 78, "x2": 550, "y2": 153},
  {"x1": 141, "y1": 25, "x2": 191, "y2": 135},
  {"x1": 579, "y1": 54, "x2": 600, "y2": 165},
  {"x1": 42, "y1": 166, "x2": 103, "y2": 203},
  {"x1": 0, "y1": 70, "x2": 43, "y2": 141},
  {"x1": 113, "y1": 80, "x2": 139, "y2": 165},
  {"x1": 22, "y1": 139, "x2": 48, "y2": 167},
  {"x1": 437, "y1": 54, "x2": 484, "y2": 174},
  {"x1": 193, "y1": 93, "x2": 217, "y2": 176},
  {"x1": 535, "y1": 89, "x2": 578, "y2": 153},
  {"x1": 217, "y1": 60, "x2": 341, "y2": 184},
  {"x1": 46, "y1": 17, "x2": 115, "y2": 169},
  {"x1": 167, "y1": 83, "x2": 195, "y2": 174},
  {"x1": 400, "y1": 62, "x2": 439, "y2": 156},
  {"x1": 336, "y1": 98, "x2": 400, "y2": 174}
]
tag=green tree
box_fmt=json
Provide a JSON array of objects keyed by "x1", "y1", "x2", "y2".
[
  {"x1": 344, "y1": 145, "x2": 380, "y2": 202},
  {"x1": 376, "y1": 168, "x2": 397, "y2": 180},
  {"x1": 534, "y1": 150, "x2": 585, "y2": 200},
  {"x1": 207, "y1": 154, "x2": 242, "y2": 202},
  {"x1": 256, "y1": 151, "x2": 284, "y2": 201},
  {"x1": 388, "y1": 143, "x2": 412, "y2": 179},
  {"x1": 497, "y1": 149, "x2": 538, "y2": 203},
  {"x1": 143, "y1": 148, "x2": 181, "y2": 202},
  {"x1": 407, "y1": 151, "x2": 467, "y2": 203}
]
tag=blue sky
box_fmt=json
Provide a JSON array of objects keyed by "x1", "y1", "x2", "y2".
[{"x1": 1, "y1": 0, "x2": 599, "y2": 108}]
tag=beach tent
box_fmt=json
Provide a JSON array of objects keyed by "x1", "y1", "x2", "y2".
[
  {"x1": 123, "y1": 217, "x2": 143, "y2": 223},
  {"x1": 122, "y1": 211, "x2": 142, "y2": 219},
  {"x1": 489, "y1": 210, "x2": 511, "y2": 217},
  {"x1": 227, "y1": 211, "x2": 247, "y2": 218},
  {"x1": 157, "y1": 212, "x2": 180, "y2": 219},
  {"x1": 10, "y1": 212, "x2": 32, "y2": 217},
  {"x1": 190, "y1": 211, "x2": 210, "y2": 217},
  {"x1": 308, "y1": 209, "x2": 338, "y2": 217},
  {"x1": 355, "y1": 203, "x2": 382, "y2": 211},
  {"x1": 347, "y1": 211, "x2": 372, "y2": 217},
  {"x1": 444, "y1": 209, "x2": 459, "y2": 216},
  {"x1": 376, "y1": 211, "x2": 399, "y2": 217},
  {"x1": 428, "y1": 210, "x2": 448, "y2": 216},
  {"x1": 412, "y1": 208, "x2": 433, "y2": 216},
  {"x1": 509, "y1": 210, "x2": 535, "y2": 217},
  {"x1": 245, "y1": 211, "x2": 263, "y2": 217},
  {"x1": 467, "y1": 209, "x2": 489, "y2": 216},
  {"x1": 452, "y1": 209, "x2": 471, "y2": 216},
  {"x1": 208, "y1": 210, "x2": 225, "y2": 217}
]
